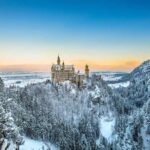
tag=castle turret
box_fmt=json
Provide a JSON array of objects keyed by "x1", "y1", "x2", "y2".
[
  {"x1": 57, "y1": 55, "x2": 61, "y2": 65},
  {"x1": 85, "y1": 64, "x2": 89, "y2": 78},
  {"x1": 62, "y1": 61, "x2": 65, "y2": 70},
  {"x1": 51, "y1": 65, "x2": 55, "y2": 83}
]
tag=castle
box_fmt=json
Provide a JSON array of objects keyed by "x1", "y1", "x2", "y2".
[{"x1": 51, "y1": 56, "x2": 89, "y2": 86}]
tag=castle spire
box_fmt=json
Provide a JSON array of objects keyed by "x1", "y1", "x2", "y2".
[
  {"x1": 85, "y1": 64, "x2": 89, "y2": 78},
  {"x1": 62, "y1": 61, "x2": 65, "y2": 70},
  {"x1": 57, "y1": 55, "x2": 61, "y2": 65}
]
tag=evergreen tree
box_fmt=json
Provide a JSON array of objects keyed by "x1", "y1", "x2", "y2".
[
  {"x1": 0, "y1": 104, "x2": 23, "y2": 149},
  {"x1": 0, "y1": 77, "x2": 4, "y2": 93}
]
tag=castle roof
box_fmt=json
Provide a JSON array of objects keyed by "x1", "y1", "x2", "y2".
[
  {"x1": 64, "y1": 65, "x2": 74, "y2": 70},
  {"x1": 52, "y1": 64, "x2": 74, "y2": 71}
]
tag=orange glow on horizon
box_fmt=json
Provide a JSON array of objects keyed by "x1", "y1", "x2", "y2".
[
  {"x1": 0, "y1": 59, "x2": 141, "y2": 72},
  {"x1": 71, "y1": 59, "x2": 140, "y2": 71}
]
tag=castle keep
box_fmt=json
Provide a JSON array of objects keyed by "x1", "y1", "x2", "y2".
[{"x1": 51, "y1": 56, "x2": 89, "y2": 86}]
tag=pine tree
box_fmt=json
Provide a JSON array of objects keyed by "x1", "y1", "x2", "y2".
[
  {"x1": 0, "y1": 78, "x2": 4, "y2": 93},
  {"x1": 80, "y1": 134, "x2": 89, "y2": 150},
  {"x1": 0, "y1": 104, "x2": 23, "y2": 149}
]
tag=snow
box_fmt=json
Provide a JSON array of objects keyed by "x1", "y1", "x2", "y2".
[
  {"x1": 137, "y1": 60, "x2": 150, "y2": 73},
  {"x1": 141, "y1": 119, "x2": 150, "y2": 150},
  {"x1": 89, "y1": 85, "x2": 101, "y2": 99},
  {"x1": 108, "y1": 81, "x2": 130, "y2": 89},
  {"x1": 4, "y1": 78, "x2": 49, "y2": 87},
  {"x1": 92, "y1": 72, "x2": 127, "y2": 81},
  {"x1": 100, "y1": 116, "x2": 115, "y2": 141},
  {"x1": 96, "y1": 116, "x2": 115, "y2": 145},
  {"x1": 102, "y1": 75, "x2": 122, "y2": 81},
  {"x1": 91, "y1": 72, "x2": 130, "y2": 89},
  {"x1": 20, "y1": 137, "x2": 58, "y2": 150},
  {"x1": 71, "y1": 88, "x2": 76, "y2": 95},
  {"x1": 1, "y1": 139, "x2": 8, "y2": 150},
  {"x1": 0, "y1": 72, "x2": 50, "y2": 87},
  {"x1": 7, "y1": 137, "x2": 58, "y2": 150}
]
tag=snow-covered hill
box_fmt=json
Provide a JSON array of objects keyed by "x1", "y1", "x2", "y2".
[
  {"x1": 107, "y1": 60, "x2": 150, "y2": 89},
  {"x1": 1, "y1": 75, "x2": 115, "y2": 149},
  {"x1": 121, "y1": 60, "x2": 150, "y2": 107},
  {"x1": 112, "y1": 60, "x2": 150, "y2": 149},
  {"x1": 119, "y1": 60, "x2": 150, "y2": 83},
  {"x1": 130, "y1": 60, "x2": 150, "y2": 78}
]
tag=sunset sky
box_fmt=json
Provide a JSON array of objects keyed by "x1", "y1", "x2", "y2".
[{"x1": 0, "y1": 0, "x2": 150, "y2": 72}]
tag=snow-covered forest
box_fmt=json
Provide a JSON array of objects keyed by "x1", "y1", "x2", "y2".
[{"x1": 0, "y1": 60, "x2": 150, "y2": 150}]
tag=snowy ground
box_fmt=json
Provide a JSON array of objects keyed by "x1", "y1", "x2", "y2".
[
  {"x1": 92, "y1": 72, "x2": 128, "y2": 81},
  {"x1": 7, "y1": 137, "x2": 58, "y2": 150},
  {"x1": 92, "y1": 71, "x2": 130, "y2": 89},
  {"x1": 0, "y1": 72, "x2": 50, "y2": 87},
  {"x1": 20, "y1": 137, "x2": 58, "y2": 150},
  {"x1": 100, "y1": 116, "x2": 115, "y2": 141},
  {"x1": 96, "y1": 116, "x2": 115, "y2": 145},
  {"x1": 108, "y1": 81, "x2": 130, "y2": 89}
]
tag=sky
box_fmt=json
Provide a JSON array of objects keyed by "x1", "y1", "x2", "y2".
[{"x1": 0, "y1": 0, "x2": 150, "y2": 72}]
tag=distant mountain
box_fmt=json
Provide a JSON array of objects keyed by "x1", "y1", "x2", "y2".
[
  {"x1": 129, "y1": 59, "x2": 150, "y2": 80},
  {"x1": 109, "y1": 60, "x2": 150, "y2": 84},
  {"x1": 111, "y1": 60, "x2": 150, "y2": 150},
  {"x1": 119, "y1": 59, "x2": 150, "y2": 108}
]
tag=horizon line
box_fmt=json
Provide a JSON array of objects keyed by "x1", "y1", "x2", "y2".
[{"x1": 0, "y1": 62, "x2": 142, "y2": 72}]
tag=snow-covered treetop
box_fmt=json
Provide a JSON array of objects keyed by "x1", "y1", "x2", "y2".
[
  {"x1": 121, "y1": 59, "x2": 150, "y2": 83},
  {"x1": 132, "y1": 59, "x2": 150, "y2": 74}
]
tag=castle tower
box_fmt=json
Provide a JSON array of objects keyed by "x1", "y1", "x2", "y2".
[
  {"x1": 62, "y1": 61, "x2": 65, "y2": 70},
  {"x1": 51, "y1": 65, "x2": 55, "y2": 83},
  {"x1": 57, "y1": 55, "x2": 61, "y2": 65},
  {"x1": 85, "y1": 64, "x2": 89, "y2": 78}
]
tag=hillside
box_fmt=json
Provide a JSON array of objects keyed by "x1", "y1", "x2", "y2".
[
  {"x1": 112, "y1": 60, "x2": 150, "y2": 149},
  {"x1": 0, "y1": 76, "x2": 116, "y2": 149},
  {"x1": 107, "y1": 60, "x2": 150, "y2": 88},
  {"x1": 122, "y1": 59, "x2": 150, "y2": 82}
]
